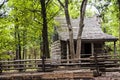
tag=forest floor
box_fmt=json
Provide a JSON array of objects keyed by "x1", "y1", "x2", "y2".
[
  {"x1": 95, "y1": 72, "x2": 120, "y2": 80},
  {"x1": 0, "y1": 70, "x2": 120, "y2": 80}
]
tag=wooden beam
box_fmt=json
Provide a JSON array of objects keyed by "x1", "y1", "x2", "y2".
[
  {"x1": 67, "y1": 42, "x2": 69, "y2": 63},
  {"x1": 91, "y1": 43, "x2": 94, "y2": 56},
  {"x1": 0, "y1": 70, "x2": 94, "y2": 79}
]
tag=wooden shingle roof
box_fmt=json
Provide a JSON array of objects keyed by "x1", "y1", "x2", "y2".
[{"x1": 55, "y1": 16, "x2": 118, "y2": 42}]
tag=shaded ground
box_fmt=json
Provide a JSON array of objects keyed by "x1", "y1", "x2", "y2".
[
  {"x1": 95, "y1": 72, "x2": 120, "y2": 80},
  {"x1": 0, "y1": 71, "x2": 120, "y2": 80}
]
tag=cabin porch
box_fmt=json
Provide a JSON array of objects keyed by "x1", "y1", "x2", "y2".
[{"x1": 60, "y1": 40, "x2": 117, "y2": 60}]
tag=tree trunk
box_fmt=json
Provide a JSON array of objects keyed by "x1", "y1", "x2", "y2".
[
  {"x1": 22, "y1": 29, "x2": 27, "y2": 59},
  {"x1": 15, "y1": 25, "x2": 21, "y2": 60},
  {"x1": 58, "y1": 0, "x2": 75, "y2": 59},
  {"x1": 15, "y1": 25, "x2": 22, "y2": 72},
  {"x1": 118, "y1": 0, "x2": 120, "y2": 52},
  {"x1": 64, "y1": 0, "x2": 75, "y2": 59},
  {"x1": 15, "y1": 26, "x2": 18, "y2": 59},
  {"x1": 76, "y1": 0, "x2": 88, "y2": 59},
  {"x1": 34, "y1": 48, "x2": 37, "y2": 59},
  {"x1": 18, "y1": 31, "x2": 21, "y2": 60},
  {"x1": 40, "y1": 0, "x2": 50, "y2": 58}
]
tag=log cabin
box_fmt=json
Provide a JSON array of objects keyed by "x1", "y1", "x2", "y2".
[{"x1": 51, "y1": 16, "x2": 118, "y2": 64}]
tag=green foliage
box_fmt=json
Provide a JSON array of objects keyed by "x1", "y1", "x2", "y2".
[
  {"x1": 101, "y1": 0, "x2": 119, "y2": 52},
  {"x1": 0, "y1": 0, "x2": 119, "y2": 59},
  {"x1": 0, "y1": 11, "x2": 14, "y2": 59},
  {"x1": 0, "y1": 0, "x2": 60, "y2": 59},
  {"x1": 88, "y1": 0, "x2": 119, "y2": 53},
  {"x1": 68, "y1": 0, "x2": 81, "y2": 19}
]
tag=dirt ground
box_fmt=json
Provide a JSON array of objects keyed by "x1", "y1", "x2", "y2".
[
  {"x1": 1, "y1": 71, "x2": 120, "y2": 80},
  {"x1": 95, "y1": 72, "x2": 120, "y2": 80}
]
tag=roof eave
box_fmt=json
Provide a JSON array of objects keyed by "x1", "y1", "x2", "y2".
[{"x1": 61, "y1": 38, "x2": 118, "y2": 42}]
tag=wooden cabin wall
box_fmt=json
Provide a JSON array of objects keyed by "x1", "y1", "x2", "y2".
[{"x1": 51, "y1": 40, "x2": 61, "y2": 64}]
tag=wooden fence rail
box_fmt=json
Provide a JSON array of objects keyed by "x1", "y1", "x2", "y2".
[
  {"x1": 0, "y1": 54, "x2": 120, "y2": 76},
  {"x1": 0, "y1": 57, "x2": 52, "y2": 73}
]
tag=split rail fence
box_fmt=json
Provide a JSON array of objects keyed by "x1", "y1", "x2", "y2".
[{"x1": 0, "y1": 54, "x2": 120, "y2": 76}]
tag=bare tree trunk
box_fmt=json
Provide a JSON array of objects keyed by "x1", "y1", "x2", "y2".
[
  {"x1": 76, "y1": 0, "x2": 88, "y2": 59},
  {"x1": 15, "y1": 26, "x2": 19, "y2": 60},
  {"x1": 58, "y1": 0, "x2": 75, "y2": 59},
  {"x1": 34, "y1": 48, "x2": 37, "y2": 59},
  {"x1": 15, "y1": 23, "x2": 22, "y2": 72},
  {"x1": 40, "y1": 0, "x2": 50, "y2": 58},
  {"x1": 15, "y1": 25, "x2": 21, "y2": 60},
  {"x1": 118, "y1": 0, "x2": 120, "y2": 52},
  {"x1": 18, "y1": 31, "x2": 21, "y2": 60},
  {"x1": 23, "y1": 29, "x2": 27, "y2": 59}
]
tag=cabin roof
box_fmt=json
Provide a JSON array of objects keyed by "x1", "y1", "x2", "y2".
[{"x1": 55, "y1": 16, "x2": 118, "y2": 42}]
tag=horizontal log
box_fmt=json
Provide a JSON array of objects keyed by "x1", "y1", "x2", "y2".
[
  {"x1": 1, "y1": 59, "x2": 120, "y2": 67},
  {"x1": 51, "y1": 44, "x2": 60, "y2": 47},
  {"x1": 104, "y1": 68, "x2": 120, "y2": 72},
  {"x1": 90, "y1": 54, "x2": 120, "y2": 58},
  {"x1": 0, "y1": 59, "x2": 51, "y2": 63},
  {"x1": 2, "y1": 66, "x2": 53, "y2": 70},
  {"x1": 61, "y1": 58, "x2": 92, "y2": 62},
  {"x1": 2, "y1": 67, "x2": 40, "y2": 70},
  {"x1": 2, "y1": 62, "x2": 52, "y2": 67},
  {"x1": 0, "y1": 70, "x2": 94, "y2": 79},
  {"x1": 2, "y1": 63, "x2": 38, "y2": 67}
]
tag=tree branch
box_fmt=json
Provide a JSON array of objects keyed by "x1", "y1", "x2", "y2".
[
  {"x1": 46, "y1": 0, "x2": 51, "y2": 6},
  {"x1": 0, "y1": 0, "x2": 9, "y2": 17},
  {"x1": 0, "y1": 11, "x2": 6, "y2": 17},
  {"x1": 25, "y1": 8, "x2": 41, "y2": 13},
  {"x1": 0, "y1": 0, "x2": 5, "y2": 9},
  {"x1": 0, "y1": 0, "x2": 8, "y2": 8},
  {"x1": 47, "y1": 8, "x2": 61, "y2": 23},
  {"x1": 76, "y1": 0, "x2": 88, "y2": 59},
  {"x1": 65, "y1": 0, "x2": 68, "y2": 9},
  {"x1": 58, "y1": 0, "x2": 65, "y2": 8},
  {"x1": 80, "y1": 0, "x2": 87, "y2": 22}
]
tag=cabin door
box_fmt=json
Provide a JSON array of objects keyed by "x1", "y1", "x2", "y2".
[{"x1": 83, "y1": 43, "x2": 91, "y2": 58}]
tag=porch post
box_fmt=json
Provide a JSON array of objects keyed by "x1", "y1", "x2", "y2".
[
  {"x1": 114, "y1": 41, "x2": 116, "y2": 54},
  {"x1": 91, "y1": 43, "x2": 94, "y2": 56},
  {"x1": 67, "y1": 42, "x2": 69, "y2": 63}
]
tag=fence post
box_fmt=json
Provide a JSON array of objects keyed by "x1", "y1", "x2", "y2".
[
  {"x1": 19, "y1": 60, "x2": 23, "y2": 72},
  {"x1": 0, "y1": 62, "x2": 2, "y2": 74},
  {"x1": 93, "y1": 53, "x2": 100, "y2": 77},
  {"x1": 42, "y1": 56, "x2": 45, "y2": 72}
]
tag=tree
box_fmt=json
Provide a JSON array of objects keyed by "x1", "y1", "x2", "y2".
[
  {"x1": 76, "y1": 0, "x2": 88, "y2": 59},
  {"x1": 40, "y1": 0, "x2": 50, "y2": 58},
  {"x1": 7, "y1": 0, "x2": 39, "y2": 59},
  {"x1": 58, "y1": 0, "x2": 75, "y2": 59},
  {"x1": 6, "y1": 0, "x2": 59, "y2": 59},
  {"x1": 118, "y1": 0, "x2": 120, "y2": 52},
  {"x1": 14, "y1": 19, "x2": 21, "y2": 60},
  {"x1": 0, "y1": 0, "x2": 14, "y2": 60},
  {"x1": 58, "y1": 0, "x2": 88, "y2": 59},
  {"x1": 117, "y1": 0, "x2": 120, "y2": 52}
]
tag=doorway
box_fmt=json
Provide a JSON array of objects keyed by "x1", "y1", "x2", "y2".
[{"x1": 83, "y1": 43, "x2": 91, "y2": 58}]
